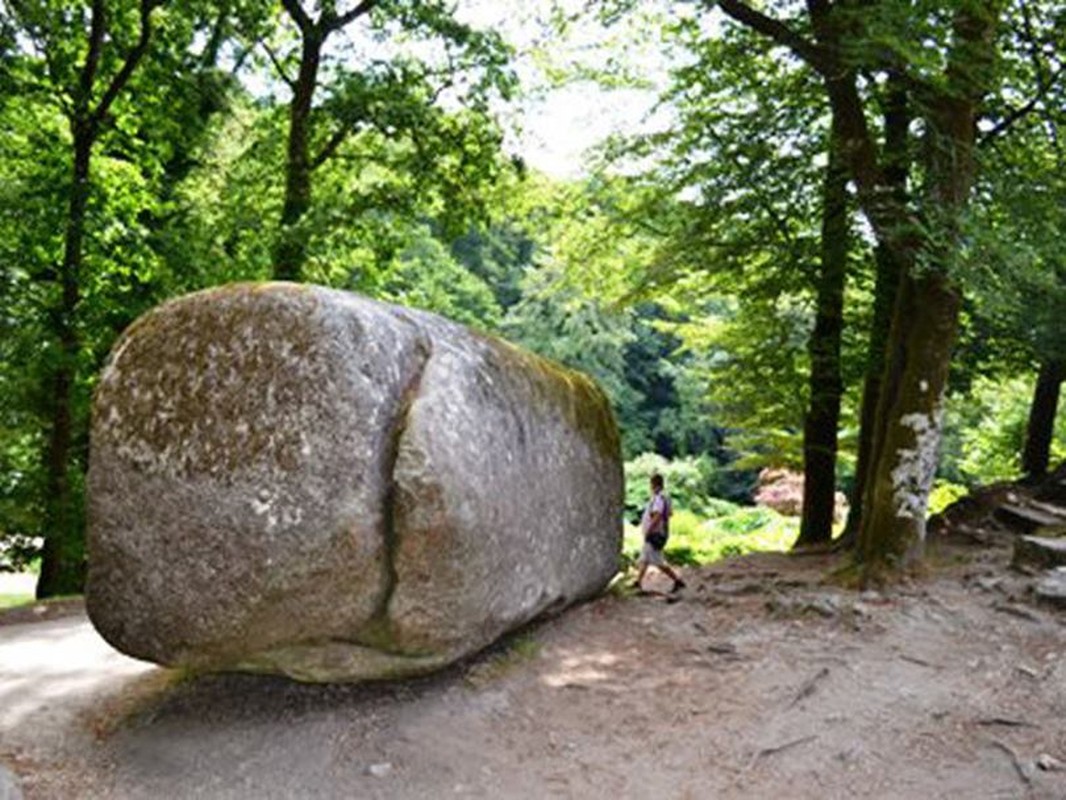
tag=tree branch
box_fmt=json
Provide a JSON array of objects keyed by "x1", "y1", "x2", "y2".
[
  {"x1": 79, "y1": 0, "x2": 106, "y2": 111},
  {"x1": 230, "y1": 45, "x2": 253, "y2": 77},
  {"x1": 199, "y1": 6, "x2": 229, "y2": 69},
  {"x1": 715, "y1": 0, "x2": 827, "y2": 73},
  {"x1": 329, "y1": 0, "x2": 380, "y2": 33},
  {"x1": 89, "y1": 0, "x2": 162, "y2": 129},
  {"x1": 978, "y1": 63, "x2": 1066, "y2": 145},
  {"x1": 978, "y1": 19, "x2": 1064, "y2": 147},
  {"x1": 261, "y1": 41, "x2": 296, "y2": 89},
  {"x1": 311, "y1": 123, "x2": 353, "y2": 169},
  {"x1": 280, "y1": 0, "x2": 313, "y2": 34}
]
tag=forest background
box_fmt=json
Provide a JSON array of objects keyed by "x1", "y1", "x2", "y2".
[{"x1": 1, "y1": 0, "x2": 1063, "y2": 598}]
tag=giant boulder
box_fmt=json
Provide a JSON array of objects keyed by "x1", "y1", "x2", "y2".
[{"x1": 87, "y1": 283, "x2": 622, "y2": 681}]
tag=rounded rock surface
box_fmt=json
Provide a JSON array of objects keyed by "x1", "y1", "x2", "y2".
[{"x1": 87, "y1": 283, "x2": 622, "y2": 681}]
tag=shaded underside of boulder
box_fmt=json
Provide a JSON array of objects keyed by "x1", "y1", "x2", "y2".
[{"x1": 87, "y1": 283, "x2": 622, "y2": 681}]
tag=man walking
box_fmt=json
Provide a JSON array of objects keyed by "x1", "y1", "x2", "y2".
[{"x1": 633, "y1": 473, "x2": 686, "y2": 593}]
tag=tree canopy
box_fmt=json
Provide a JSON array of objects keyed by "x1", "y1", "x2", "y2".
[{"x1": 1, "y1": 0, "x2": 1063, "y2": 590}]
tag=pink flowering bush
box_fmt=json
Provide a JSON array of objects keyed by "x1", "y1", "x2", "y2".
[{"x1": 754, "y1": 468, "x2": 849, "y2": 522}]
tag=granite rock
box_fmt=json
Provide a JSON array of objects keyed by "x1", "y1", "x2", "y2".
[{"x1": 87, "y1": 283, "x2": 622, "y2": 681}]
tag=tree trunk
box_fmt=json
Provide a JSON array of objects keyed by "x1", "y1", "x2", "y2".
[
  {"x1": 795, "y1": 117, "x2": 848, "y2": 548},
  {"x1": 37, "y1": 129, "x2": 92, "y2": 599},
  {"x1": 32, "y1": 0, "x2": 158, "y2": 597},
  {"x1": 857, "y1": 272, "x2": 961, "y2": 575},
  {"x1": 273, "y1": 34, "x2": 322, "y2": 282},
  {"x1": 855, "y1": 0, "x2": 995, "y2": 580},
  {"x1": 838, "y1": 244, "x2": 902, "y2": 546},
  {"x1": 840, "y1": 76, "x2": 910, "y2": 546},
  {"x1": 716, "y1": 0, "x2": 999, "y2": 581},
  {"x1": 1022, "y1": 359, "x2": 1063, "y2": 481}
]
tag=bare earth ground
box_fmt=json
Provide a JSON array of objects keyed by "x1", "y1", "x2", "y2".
[{"x1": 2, "y1": 538, "x2": 1065, "y2": 800}]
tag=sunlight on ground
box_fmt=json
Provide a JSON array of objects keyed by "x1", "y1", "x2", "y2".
[
  {"x1": 541, "y1": 650, "x2": 622, "y2": 688},
  {"x1": 0, "y1": 616, "x2": 157, "y2": 731},
  {"x1": 0, "y1": 572, "x2": 35, "y2": 609}
]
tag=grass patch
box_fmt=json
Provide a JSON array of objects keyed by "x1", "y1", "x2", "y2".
[
  {"x1": 0, "y1": 592, "x2": 33, "y2": 610},
  {"x1": 623, "y1": 502, "x2": 799, "y2": 568}
]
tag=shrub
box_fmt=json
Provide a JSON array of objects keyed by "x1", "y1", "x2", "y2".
[
  {"x1": 753, "y1": 468, "x2": 849, "y2": 521},
  {"x1": 754, "y1": 468, "x2": 804, "y2": 516},
  {"x1": 624, "y1": 452, "x2": 735, "y2": 519},
  {"x1": 940, "y1": 376, "x2": 1066, "y2": 486},
  {"x1": 622, "y1": 454, "x2": 799, "y2": 569},
  {"x1": 622, "y1": 505, "x2": 797, "y2": 567}
]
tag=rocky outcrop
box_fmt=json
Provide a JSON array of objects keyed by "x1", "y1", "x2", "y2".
[
  {"x1": 1013, "y1": 535, "x2": 1066, "y2": 571},
  {"x1": 87, "y1": 283, "x2": 622, "y2": 682},
  {"x1": 1035, "y1": 568, "x2": 1066, "y2": 609}
]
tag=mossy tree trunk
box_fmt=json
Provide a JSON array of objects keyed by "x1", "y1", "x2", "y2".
[
  {"x1": 796, "y1": 113, "x2": 848, "y2": 548},
  {"x1": 839, "y1": 242, "x2": 901, "y2": 546},
  {"x1": 856, "y1": 272, "x2": 961, "y2": 573},
  {"x1": 1022, "y1": 359, "x2": 1063, "y2": 482}
]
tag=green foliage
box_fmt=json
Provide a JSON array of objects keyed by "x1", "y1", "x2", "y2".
[
  {"x1": 622, "y1": 504, "x2": 797, "y2": 568},
  {"x1": 624, "y1": 452, "x2": 729, "y2": 518},
  {"x1": 1, "y1": 0, "x2": 1064, "y2": 583},
  {"x1": 503, "y1": 267, "x2": 644, "y2": 450},
  {"x1": 927, "y1": 481, "x2": 969, "y2": 516},
  {"x1": 494, "y1": 175, "x2": 730, "y2": 459},
  {"x1": 378, "y1": 228, "x2": 501, "y2": 328},
  {"x1": 940, "y1": 375, "x2": 1066, "y2": 486},
  {"x1": 450, "y1": 223, "x2": 533, "y2": 311},
  {"x1": 586, "y1": 16, "x2": 878, "y2": 476}
]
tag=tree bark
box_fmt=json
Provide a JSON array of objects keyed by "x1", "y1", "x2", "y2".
[
  {"x1": 855, "y1": 102, "x2": 982, "y2": 576},
  {"x1": 795, "y1": 115, "x2": 848, "y2": 547},
  {"x1": 1022, "y1": 359, "x2": 1063, "y2": 481},
  {"x1": 853, "y1": 0, "x2": 997, "y2": 580}
]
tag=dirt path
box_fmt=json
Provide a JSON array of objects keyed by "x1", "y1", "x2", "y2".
[{"x1": 2, "y1": 545, "x2": 1065, "y2": 799}]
